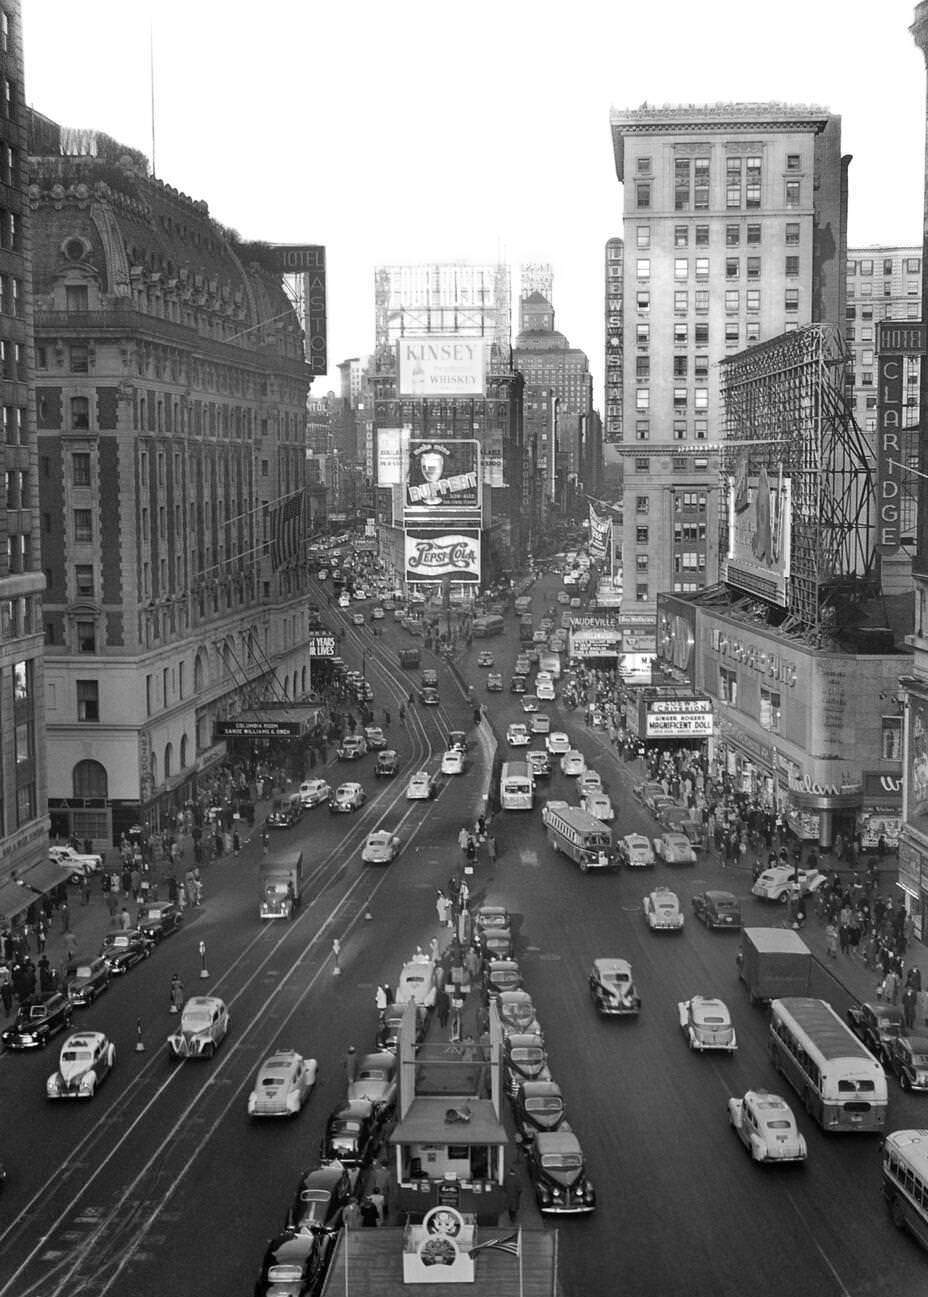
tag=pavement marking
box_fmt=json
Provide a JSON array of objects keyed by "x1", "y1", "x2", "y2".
[{"x1": 519, "y1": 849, "x2": 540, "y2": 867}]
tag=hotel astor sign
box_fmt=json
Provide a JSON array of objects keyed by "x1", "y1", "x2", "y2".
[{"x1": 876, "y1": 321, "x2": 926, "y2": 556}]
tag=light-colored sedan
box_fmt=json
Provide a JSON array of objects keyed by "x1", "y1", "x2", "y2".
[
  {"x1": 477, "y1": 650, "x2": 495, "y2": 667},
  {"x1": 678, "y1": 996, "x2": 737, "y2": 1053},
  {"x1": 537, "y1": 680, "x2": 556, "y2": 701},
  {"x1": 581, "y1": 790, "x2": 614, "y2": 823},
  {"x1": 441, "y1": 748, "x2": 465, "y2": 775},
  {"x1": 167, "y1": 996, "x2": 230, "y2": 1060},
  {"x1": 643, "y1": 887, "x2": 684, "y2": 931},
  {"x1": 577, "y1": 770, "x2": 603, "y2": 796},
  {"x1": 653, "y1": 833, "x2": 698, "y2": 865},
  {"x1": 348, "y1": 1050, "x2": 398, "y2": 1112},
  {"x1": 298, "y1": 778, "x2": 331, "y2": 808},
  {"x1": 247, "y1": 1049, "x2": 318, "y2": 1117},
  {"x1": 46, "y1": 1031, "x2": 115, "y2": 1100},
  {"x1": 751, "y1": 865, "x2": 826, "y2": 903},
  {"x1": 361, "y1": 830, "x2": 401, "y2": 864},
  {"x1": 727, "y1": 1090, "x2": 807, "y2": 1163},
  {"x1": 406, "y1": 770, "x2": 439, "y2": 800},
  {"x1": 329, "y1": 782, "x2": 366, "y2": 813},
  {"x1": 531, "y1": 713, "x2": 551, "y2": 734},
  {"x1": 507, "y1": 722, "x2": 530, "y2": 746},
  {"x1": 546, "y1": 731, "x2": 571, "y2": 755},
  {"x1": 351, "y1": 612, "x2": 365, "y2": 626},
  {"x1": 617, "y1": 834, "x2": 655, "y2": 868},
  {"x1": 560, "y1": 749, "x2": 587, "y2": 776}
]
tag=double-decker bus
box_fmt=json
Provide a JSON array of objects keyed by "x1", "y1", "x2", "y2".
[
  {"x1": 768, "y1": 997, "x2": 888, "y2": 1132},
  {"x1": 499, "y1": 761, "x2": 534, "y2": 811},
  {"x1": 883, "y1": 1129, "x2": 928, "y2": 1249}
]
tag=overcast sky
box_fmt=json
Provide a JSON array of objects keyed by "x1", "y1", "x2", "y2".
[{"x1": 21, "y1": 0, "x2": 928, "y2": 404}]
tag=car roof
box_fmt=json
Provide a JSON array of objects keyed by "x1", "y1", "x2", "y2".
[
  {"x1": 535, "y1": 1130, "x2": 581, "y2": 1154},
  {"x1": 704, "y1": 889, "x2": 737, "y2": 902},
  {"x1": 185, "y1": 996, "x2": 224, "y2": 1010},
  {"x1": 357, "y1": 1050, "x2": 394, "y2": 1069},
  {"x1": 62, "y1": 1030, "x2": 107, "y2": 1048},
  {"x1": 624, "y1": 833, "x2": 650, "y2": 846},
  {"x1": 518, "y1": 1079, "x2": 563, "y2": 1098},
  {"x1": 691, "y1": 996, "x2": 728, "y2": 1014},
  {"x1": 594, "y1": 957, "x2": 631, "y2": 975},
  {"x1": 337, "y1": 782, "x2": 362, "y2": 792},
  {"x1": 260, "y1": 1049, "x2": 302, "y2": 1069}
]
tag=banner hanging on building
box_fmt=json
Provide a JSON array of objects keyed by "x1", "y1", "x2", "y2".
[
  {"x1": 269, "y1": 489, "x2": 307, "y2": 570},
  {"x1": 404, "y1": 529, "x2": 481, "y2": 584},
  {"x1": 588, "y1": 503, "x2": 612, "y2": 560}
]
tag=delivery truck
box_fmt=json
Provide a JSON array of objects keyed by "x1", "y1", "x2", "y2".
[
  {"x1": 737, "y1": 927, "x2": 812, "y2": 1006},
  {"x1": 259, "y1": 849, "x2": 303, "y2": 919}
]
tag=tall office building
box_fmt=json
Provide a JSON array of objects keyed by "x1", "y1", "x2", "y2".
[
  {"x1": 0, "y1": 1, "x2": 50, "y2": 922},
  {"x1": 28, "y1": 115, "x2": 316, "y2": 845},
  {"x1": 609, "y1": 102, "x2": 847, "y2": 632},
  {"x1": 845, "y1": 244, "x2": 921, "y2": 593}
]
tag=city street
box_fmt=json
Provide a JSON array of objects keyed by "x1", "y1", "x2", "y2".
[{"x1": 0, "y1": 582, "x2": 925, "y2": 1296}]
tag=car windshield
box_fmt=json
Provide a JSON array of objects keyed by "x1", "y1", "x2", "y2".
[
  {"x1": 526, "y1": 1097, "x2": 563, "y2": 1114},
  {"x1": 265, "y1": 883, "x2": 290, "y2": 896},
  {"x1": 602, "y1": 972, "x2": 629, "y2": 984},
  {"x1": 359, "y1": 1068, "x2": 387, "y2": 1082},
  {"x1": 541, "y1": 1152, "x2": 582, "y2": 1171},
  {"x1": 300, "y1": 1189, "x2": 330, "y2": 1205},
  {"x1": 62, "y1": 1048, "x2": 92, "y2": 1062},
  {"x1": 402, "y1": 974, "x2": 427, "y2": 988},
  {"x1": 333, "y1": 1119, "x2": 363, "y2": 1134},
  {"x1": 701, "y1": 1016, "x2": 727, "y2": 1025},
  {"x1": 511, "y1": 1048, "x2": 545, "y2": 1064},
  {"x1": 912, "y1": 1053, "x2": 928, "y2": 1065},
  {"x1": 28, "y1": 1005, "x2": 49, "y2": 1019}
]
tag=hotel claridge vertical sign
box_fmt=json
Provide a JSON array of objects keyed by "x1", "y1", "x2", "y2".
[{"x1": 876, "y1": 320, "x2": 926, "y2": 555}]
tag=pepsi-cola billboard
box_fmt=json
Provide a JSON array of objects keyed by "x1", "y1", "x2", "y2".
[{"x1": 404, "y1": 529, "x2": 481, "y2": 584}]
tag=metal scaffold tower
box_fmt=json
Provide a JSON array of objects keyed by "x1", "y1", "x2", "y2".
[{"x1": 719, "y1": 323, "x2": 875, "y2": 645}]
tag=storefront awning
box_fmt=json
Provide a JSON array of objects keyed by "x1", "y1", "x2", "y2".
[
  {"x1": 22, "y1": 859, "x2": 73, "y2": 893},
  {"x1": 0, "y1": 880, "x2": 35, "y2": 923}
]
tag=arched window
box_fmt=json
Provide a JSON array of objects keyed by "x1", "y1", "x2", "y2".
[
  {"x1": 194, "y1": 648, "x2": 207, "y2": 692},
  {"x1": 180, "y1": 734, "x2": 188, "y2": 768},
  {"x1": 301, "y1": 666, "x2": 307, "y2": 693},
  {"x1": 164, "y1": 742, "x2": 173, "y2": 779},
  {"x1": 151, "y1": 751, "x2": 159, "y2": 786},
  {"x1": 72, "y1": 758, "x2": 107, "y2": 799}
]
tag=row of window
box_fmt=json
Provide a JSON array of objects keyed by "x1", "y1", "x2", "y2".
[
  {"x1": 636, "y1": 222, "x2": 801, "y2": 249},
  {"x1": 847, "y1": 281, "x2": 919, "y2": 299},
  {"x1": 636, "y1": 177, "x2": 801, "y2": 212},
  {"x1": 635, "y1": 388, "x2": 710, "y2": 411},
  {"x1": 635, "y1": 287, "x2": 773, "y2": 314},
  {"x1": 636, "y1": 256, "x2": 799, "y2": 281},
  {"x1": 635, "y1": 322, "x2": 760, "y2": 349},
  {"x1": 849, "y1": 257, "x2": 921, "y2": 276},
  {"x1": 636, "y1": 356, "x2": 711, "y2": 380}
]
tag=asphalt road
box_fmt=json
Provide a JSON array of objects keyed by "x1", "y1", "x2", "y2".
[{"x1": 1, "y1": 575, "x2": 926, "y2": 1297}]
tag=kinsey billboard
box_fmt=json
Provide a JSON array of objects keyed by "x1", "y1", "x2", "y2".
[
  {"x1": 404, "y1": 529, "x2": 481, "y2": 584},
  {"x1": 404, "y1": 438, "x2": 481, "y2": 525},
  {"x1": 397, "y1": 336, "x2": 486, "y2": 397},
  {"x1": 723, "y1": 464, "x2": 792, "y2": 607}
]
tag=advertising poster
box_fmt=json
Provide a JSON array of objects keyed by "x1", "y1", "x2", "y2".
[
  {"x1": 397, "y1": 336, "x2": 486, "y2": 397},
  {"x1": 723, "y1": 466, "x2": 792, "y2": 607},
  {"x1": 907, "y1": 695, "x2": 928, "y2": 828},
  {"x1": 404, "y1": 529, "x2": 481, "y2": 584},
  {"x1": 404, "y1": 438, "x2": 481, "y2": 525},
  {"x1": 376, "y1": 427, "x2": 404, "y2": 486},
  {"x1": 655, "y1": 596, "x2": 697, "y2": 681}
]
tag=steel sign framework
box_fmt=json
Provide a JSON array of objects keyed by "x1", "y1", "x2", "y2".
[{"x1": 720, "y1": 324, "x2": 875, "y2": 644}]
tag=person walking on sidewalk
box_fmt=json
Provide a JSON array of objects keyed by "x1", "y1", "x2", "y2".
[{"x1": 504, "y1": 1166, "x2": 522, "y2": 1223}]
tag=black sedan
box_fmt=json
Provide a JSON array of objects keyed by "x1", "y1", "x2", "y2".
[
  {"x1": 691, "y1": 889, "x2": 742, "y2": 930},
  {"x1": 254, "y1": 1226, "x2": 335, "y2": 1297},
  {"x1": 66, "y1": 956, "x2": 112, "y2": 1006},
  {"x1": 319, "y1": 1098, "x2": 383, "y2": 1168},
  {"x1": 100, "y1": 928, "x2": 154, "y2": 974},
  {"x1": 847, "y1": 1001, "x2": 905, "y2": 1063},
  {"x1": 2, "y1": 991, "x2": 73, "y2": 1050},
  {"x1": 885, "y1": 1034, "x2": 928, "y2": 1091},
  {"x1": 287, "y1": 1162, "x2": 353, "y2": 1232}
]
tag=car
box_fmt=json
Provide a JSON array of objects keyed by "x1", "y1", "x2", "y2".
[
  {"x1": 483, "y1": 958, "x2": 523, "y2": 1001},
  {"x1": 49, "y1": 843, "x2": 103, "y2": 879},
  {"x1": 318, "y1": 568, "x2": 329, "y2": 581},
  {"x1": 569, "y1": 597, "x2": 582, "y2": 609},
  {"x1": 375, "y1": 1002, "x2": 426, "y2": 1052},
  {"x1": 477, "y1": 650, "x2": 495, "y2": 667},
  {"x1": 299, "y1": 778, "x2": 332, "y2": 807},
  {"x1": 351, "y1": 611, "x2": 365, "y2": 626},
  {"x1": 560, "y1": 750, "x2": 586, "y2": 776},
  {"x1": 338, "y1": 593, "x2": 351, "y2": 608},
  {"x1": 100, "y1": 928, "x2": 153, "y2": 974},
  {"x1": 329, "y1": 782, "x2": 366, "y2": 813},
  {"x1": 515, "y1": 655, "x2": 532, "y2": 676},
  {"x1": 363, "y1": 725, "x2": 387, "y2": 751},
  {"x1": 653, "y1": 833, "x2": 698, "y2": 865},
  {"x1": 46, "y1": 1031, "x2": 116, "y2": 1099},
  {"x1": 847, "y1": 1002, "x2": 905, "y2": 1063},
  {"x1": 643, "y1": 887, "x2": 684, "y2": 931},
  {"x1": 247, "y1": 1049, "x2": 318, "y2": 1117},
  {"x1": 521, "y1": 694, "x2": 539, "y2": 713},
  {"x1": 510, "y1": 675, "x2": 528, "y2": 695},
  {"x1": 532, "y1": 630, "x2": 548, "y2": 644},
  {"x1": 136, "y1": 900, "x2": 183, "y2": 943},
  {"x1": 557, "y1": 590, "x2": 570, "y2": 604},
  {"x1": 885, "y1": 1034, "x2": 928, "y2": 1091},
  {"x1": 254, "y1": 1226, "x2": 337, "y2": 1297},
  {"x1": 420, "y1": 686, "x2": 440, "y2": 706},
  {"x1": 486, "y1": 672, "x2": 503, "y2": 691},
  {"x1": 475, "y1": 904, "x2": 511, "y2": 937},
  {"x1": 66, "y1": 956, "x2": 111, "y2": 1007},
  {"x1": 513, "y1": 1080, "x2": 568, "y2": 1141},
  {"x1": 167, "y1": 996, "x2": 230, "y2": 1059},
  {"x1": 727, "y1": 1090, "x2": 807, "y2": 1163},
  {"x1": 751, "y1": 865, "x2": 827, "y2": 903},
  {"x1": 2, "y1": 991, "x2": 73, "y2": 1050},
  {"x1": 372, "y1": 606, "x2": 385, "y2": 619},
  {"x1": 441, "y1": 748, "x2": 465, "y2": 775},
  {"x1": 374, "y1": 750, "x2": 399, "y2": 779},
  {"x1": 320, "y1": 1097, "x2": 383, "y2": 1167},
  {"x1": 536, "y1": 680, "x2": 556, "y2": 701},
  {"x1": 576, "y1": 769, "x2": 603, "y2": 796},
  {"x1": 504, "y1": 1032, "x2": 552, "y2": 1095},
  {"x1": 678, "y1": 996, "x2": 737, "y2": 1052},
  {"x1": 531, "y1": 713, "x2": 551, "y2": 735},
  {"x1": 526, "y1": 749, "x2": 552, "y2": 779},
  {"x1": 497, "y1": 990, "x2": 541, "y2": 1038},
  {"x1": 395, "y1": 954, "x2": 438, "y2": 1013},
  {"x1": 634, "y1": 781, "x2": 670, "y2": 812},
  {"x1": 361, "y1": 830, "x2": 401, "y2": 865},
  {"x1": 347, "y1": 1049, "x2": 397, "y2": 1112},
  {"x1": 589, "y1": 958, "x2": 641, "y2": 1016},
  {"x1": 447, "y1": 730, "x2": 468, "y2": 751},
  {"x1": 581, "y1": 790, "x2": 614, "y2": 823},
  {"x1": 406, "y1": 770, "x2": 440, "y2": 800},
  {"x1": 617, "y1": 833, "x2": 655, "y2": 869},
  {"x1": 266, "y1": 795, "x2": 303, "y2": 828},
  {"x1": 337, "y1": 734, "x2": 368, "y2": 761},
  {"x1": 692, "y1": 889, "x2": 742, "y2": 929},
  {"x1": 287, "y1": 1161, "x2": 354, "y2": 1232},
  {"x1": 507, "y1": 722, "x2": 530, "y2": 746},
  {"x1": 526, "y1": 1130, "x2": 596, "y2": 1215},
  {"x1": 422, "y1": 668, "x2": 439, "y2": 687}
]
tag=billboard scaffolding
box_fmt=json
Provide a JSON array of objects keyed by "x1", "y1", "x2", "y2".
[{"x1": 719, "y1": 324, "x2": 874, "y2": 645}]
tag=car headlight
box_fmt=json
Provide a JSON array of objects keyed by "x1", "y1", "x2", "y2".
[
  {"x1": 46, "y1": 1076, "x2": 60, "y2": 1095},
  {"x1": 79, "y1": 1074, "x2": 94, "y2": 1092}
]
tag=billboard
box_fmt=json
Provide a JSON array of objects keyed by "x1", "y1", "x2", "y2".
[
  {"x1": 656, "y1": 596, "x2": 697, "y2": 682},
  {"x1": 908, "y1": 694, "x2": 928, "y2": 829},
  {"x1": 376, "y1": 427, "x2": 404, "y2": 486},
  {"x1": 307, "y1": 634, "x2": 336, "y2": 658},
  {"x1": 723, "y1": 466, "x2": 791, "y2": 607},
  {"x1": 404, "y1": 529, "x2": 481, "y2": 584},
  {"x1": 396, "y1": 336, "x2": 486, "y2": 397},
  {"x1": 404, "y1": 438, "x2": 481, "y2": 525}
]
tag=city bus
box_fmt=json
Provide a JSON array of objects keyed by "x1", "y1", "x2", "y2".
[
  {"x1": 768, "y1": 997, "x2": 888, "y2": 1132},
  {"x1": 519, "y1": 615, "x2": 535, "y2": 645},
  {"x1": 541, "y1": 803, "x2": 614, "y2": 872},
  {"x1": 472, "y1": 614, "x2": 504, "y2": 638},
  {"x1": 882, "y1": 1129, "x2": 928, "y2": 1250},
  {"x1": 499, "y1": 761, "x2": 534, "y2": 811}
]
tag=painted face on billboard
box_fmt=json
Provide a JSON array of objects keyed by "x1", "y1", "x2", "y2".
[{"x1": 418, "y1": 451, "x2": 446, "y2": 486}]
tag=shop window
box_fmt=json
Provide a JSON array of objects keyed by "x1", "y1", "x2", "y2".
[
  {"x1": 760, "y1": 687, "x2": 782, "y2": 733},
  {"x1": 882, "y1": 715, "x2": 902, "y2": 761},
  {"x1": 719, "y1": 666, "x2": 737, "y2": 705}
]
